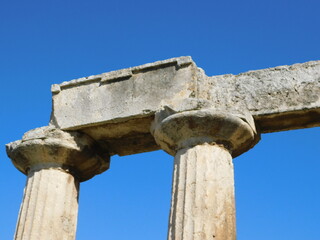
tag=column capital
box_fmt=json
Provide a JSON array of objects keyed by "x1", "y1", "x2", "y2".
[
  {"x1": 6, "y1": 126, "x2": 110, "y2": 181},
  {"x1": 151, "y1": 107, "x2": 260, "y2": 157}
]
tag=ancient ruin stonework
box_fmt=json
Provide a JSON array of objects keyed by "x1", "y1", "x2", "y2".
[{"x1": 6, "y1": 57, "x2": 320, "y2": 239}]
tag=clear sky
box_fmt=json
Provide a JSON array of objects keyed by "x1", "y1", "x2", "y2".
[{"x1": 1, "y1": 0, "x2": 319, "y2": 239}]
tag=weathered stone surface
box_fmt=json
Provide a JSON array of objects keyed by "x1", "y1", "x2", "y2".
[
  {"x1": 151, "y1": 109, "x2": 258, "y2": 240},
  {"x1": 50, "y1": 56, "x2": 199, "y2": 155},
  {"x1": 168, "y1": 144, "x2": 236, "y2": 240},
  {"x1": 15, "y1": 168, "x2": 79, "y2": 240},
  {"x1": 49, "y1": 57, "x2": 320, "y2": 156},
  {"x1": 6, "y1": 127, "x2": 110, "y2": 240},
  {"x1": 202, "y1": 60, "x2": 320, "y2": 132},
  {"x1": 151, "y1": 107, "x2": 259, "y2": 157},
  {"x1": 50, "y1": 56, "x2": 197, "y2": 130},
  {"x1": 6, "y1": 126, "x2": 110, "y2": 181}
]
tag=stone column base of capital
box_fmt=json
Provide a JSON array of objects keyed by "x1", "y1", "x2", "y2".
[{"x1": 151, "y1": 108, "x2": 260, "y2": 240}]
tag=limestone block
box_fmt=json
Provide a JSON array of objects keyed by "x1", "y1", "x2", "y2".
[
  {"x1": 51, "y1": 56, "x2": 198, "y2": 130},
  {"x1": 49, "y1": 57, "x2": 320, "y2": 156},
  {"x1": 203, "y1": 60, "x2": 320, "y2": 132},
  {"x1": 50, "y1": 56, "x2": 200, "y2": 155}
]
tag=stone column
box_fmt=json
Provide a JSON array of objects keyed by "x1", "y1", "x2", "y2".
[
  {"x1": 6, "y1": 126, "x2": 110, "y2": 240},
  {"x1": 151, "y1": 108, "x2": 260, "y2": 240}
]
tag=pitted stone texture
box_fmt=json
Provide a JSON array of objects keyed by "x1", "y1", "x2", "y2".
[
  {"x1": 15, "y1": 168, "x2": 79, "y2": 240},
  {"x1": 51, "y1": 56, "x2": 198, "y2": 130},
  {"x1": 6, "y1": 126, "x2": 109, "y2": 181},
  {"x1": 151, "y1": 108, "x2": 259, "y2": 157},
  {"x1": 49, "y1": 58, "x2": 319, "y2": 156},
  {"x1": 168, "y1": 144, "x2": 236, "y2": 240},
  {"x1": 50, "y1": 57, "x2": 200, "y2": 156},
  {"x1": 202, "y1": 60, "x2": 320, "y2": 132}
]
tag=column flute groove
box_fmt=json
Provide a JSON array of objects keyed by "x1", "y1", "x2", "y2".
[
  {"x1": 152, "y1": 107, "x2": 260, "y2": 240},
  {"x1": 6, "y1": 126, "x2": 110, "y2": 240}
]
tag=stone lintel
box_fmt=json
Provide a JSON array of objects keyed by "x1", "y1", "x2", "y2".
[
  {"x1": 204, "y1": 60, "x2": 320, "y2": 133},
  {"x1": 50, "y1": 56, "x2": 197, "y2": 131},
  {"x1": 49, "y1": 57, "x2": 320, "y2": 156}
]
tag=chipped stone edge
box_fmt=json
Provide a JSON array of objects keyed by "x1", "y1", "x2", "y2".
[
  {"x1": 51, "y1": 56, "x2": 193, "y2": 94},
  {"x1": 211, "y1": 60, "x2": 320, "y2": 78}
]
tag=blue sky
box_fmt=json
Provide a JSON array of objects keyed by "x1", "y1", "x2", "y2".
[{"x1": 1, "y1": 0, "x2": 319, "y2": 239}]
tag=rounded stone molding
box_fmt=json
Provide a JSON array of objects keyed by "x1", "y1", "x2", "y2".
[
  {"x1": 151, "y1": 108, "x2": 260, "y2": 157},
  {"x1": 6, "y1": 126, "x2": 110, "y2": 181}
]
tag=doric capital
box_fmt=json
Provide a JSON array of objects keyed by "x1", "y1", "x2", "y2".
[
  {"x1": 6, "y1": 126, "x2": 110, "y2": 181},
  {"x1": 151, "y1": 107, "x2": 260, "y2": 157}
]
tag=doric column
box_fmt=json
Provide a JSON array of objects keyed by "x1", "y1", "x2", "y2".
[
  {"x1": 151, "y1": 108, "x2": 260, "y2": 240},
  {"x1": 6, "y1": 126, "x2": 110, "y2": 240}
]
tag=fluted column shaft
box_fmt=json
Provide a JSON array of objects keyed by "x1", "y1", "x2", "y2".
[
  {"x1": 169, "y1": 144, "x2": 235, "y2": 240},
  {"x1": 6, "y1": 126, "x2": 110, "y2": 240},
  {"x1": 15, "y1": 168, "x2": 79, "y2": 240},
  {"x1": 151, "y1": 108, "x2": 260, "y2": 240}
]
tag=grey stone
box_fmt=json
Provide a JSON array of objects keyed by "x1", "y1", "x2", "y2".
[
  {"x1": 50, "y1": 57, "x2": 199, "y2": 156},
  {"x1": 49, "y1": 57, "x2": 320, "y2": 156},
  {"x1": 203, "y1": 61, "x2": 320, "y2": 132}
]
